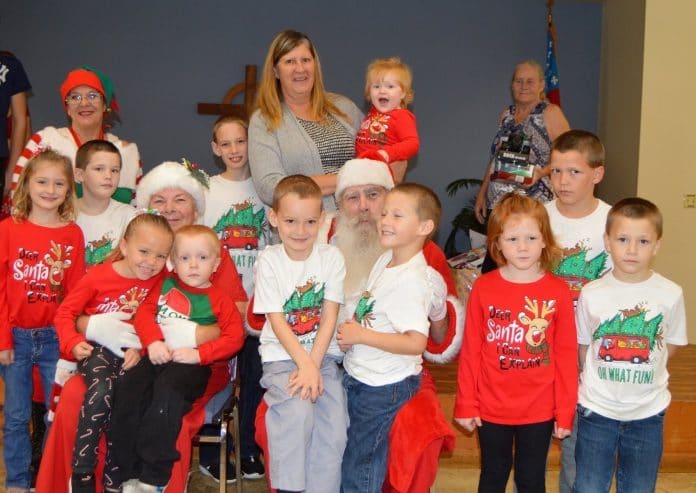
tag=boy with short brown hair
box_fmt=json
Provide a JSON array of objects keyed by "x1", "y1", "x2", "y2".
[
  {"x1": 253, "y1": 174, "x2": 346, "y2": 492},
  {"x1": 337, "y1": 182, "x2": 440, "y2": 493},
  {"x1": 573, "y1": 197, "x2": 687, "y2": 493},
  {"x1": 545, "y1": 129, "x2": 612, "y2": 492},
  {"x1": 75, "y1": 139, "x2": 134, "y2": 267}
]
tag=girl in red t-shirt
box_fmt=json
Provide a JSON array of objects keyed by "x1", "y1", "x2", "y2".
[
  {"x1": 454, "y1": 192, "x2": 578, "y2": 493},
  {"x1": 0, "y1": 149, "x2": 86, "y2": 492}
]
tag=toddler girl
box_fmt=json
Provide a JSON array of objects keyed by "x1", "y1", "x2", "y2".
[
  {"x1": 54, "y1": 212, "x2": 174, "y2": 493},
  {"x1": 454, "y1": 192, "x2": 577, "y2": 493},
  {"x1": 0, "y1": 149, "x2": 86, "y2": 493},
  {"x1": 355, "y1": 57, "x2": 419, "y2": 182}
]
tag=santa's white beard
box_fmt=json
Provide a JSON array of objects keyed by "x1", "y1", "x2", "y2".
[{"x1": 333, "y1": 213, "x2": 385, "y2": 295}]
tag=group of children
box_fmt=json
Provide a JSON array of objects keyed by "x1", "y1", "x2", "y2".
[
  {"x1": 0, "y1": 51, "x2": 686, "y2": 493},
  {"x1": 455, "y1": 130, "x2": 687, "y2": 493}
]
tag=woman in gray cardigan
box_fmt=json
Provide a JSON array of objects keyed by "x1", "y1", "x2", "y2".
[{"x1": 249, "y1": 30, "x2": 362, "y2": 213}]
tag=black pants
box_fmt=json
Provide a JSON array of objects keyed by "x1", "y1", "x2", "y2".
[
  {"x1": 199, "y1": 335, "x2": 263, "y2": 465},
  {"x1": 477, "y1": 419, "x2": 554, "y2": 493},
  {"x1": 73, "y1": 345, "x2": 124, "y2": 476},
  {"x1": 109, "y1": 358, "x2": 211, "y2": 487}
]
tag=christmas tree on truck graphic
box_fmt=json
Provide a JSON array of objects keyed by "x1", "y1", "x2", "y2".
[
  {"x1": 213, "y1": 199, "x2": 265, "y2": 251},
  {"x1": 554, "y1": 243, "x2": 608, "y2": 293},
  {"x1": 283, "y1": 280, "x2": 325, "y2": 336},
  {"x1": 593, "y1": 303, "x2": 663, "y2": 364}
]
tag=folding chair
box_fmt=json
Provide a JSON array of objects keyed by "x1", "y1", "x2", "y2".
[{"x1": 192, "y1": 358, "x2": 242, "y2": 493}]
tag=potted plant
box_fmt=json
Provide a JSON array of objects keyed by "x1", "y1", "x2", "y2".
[{"x1": 443, "y1": 177, "x2": 487, "y2": 258}]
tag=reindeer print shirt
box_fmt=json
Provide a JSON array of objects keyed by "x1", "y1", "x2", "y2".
[
  {"x1": 0, "y1": 218, "x2": 85, "y2": 349},
  {"x1": 355, "y1": 107, "x2": 420, "y2": 163},
  {"x1": 454, "y1": 270, "x2": 578, "y2": 429},
  {"x1": 53, "y1": 261, "x2": 164, "y2": 359},
  {"x1": 577, "y1": 272, "x2": 687, "y2": 420}
]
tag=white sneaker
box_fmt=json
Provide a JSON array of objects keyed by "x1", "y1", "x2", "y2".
[
  {"x1": 135, "y1": 480, "x2": 167, "y2": 493},
  {"x1": 121, "y1": 479, "x2": 140, "y2": 493}
]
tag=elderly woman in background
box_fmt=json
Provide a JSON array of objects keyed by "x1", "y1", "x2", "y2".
[
  {"x1": 10, "y1": 66, "x2": 141, "y2": 204},
  {"x1": 249, "y1": 30, "x2": 363, "y2": 213},
  {"x1": 474, "y1": 59, "x2": 570, "y2": 272},
  {"x1": 36, "y1": 161, "x2": 247, "y2": 493}
]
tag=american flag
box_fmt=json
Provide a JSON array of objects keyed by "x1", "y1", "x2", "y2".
[{"x1": 545, "y1": 12, "x2": 561, "y2": 106}]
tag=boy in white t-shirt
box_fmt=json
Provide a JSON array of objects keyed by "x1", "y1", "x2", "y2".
[
  {"x1": 75, "y1": 140, "x2": 135, "y2": 267},
  {"x1": 337, "y1": 183, "x2": 439, "y2": 493},
  {"x1": 573, "y1": 198, "x2": 688, "y2": 493},
  {"x1": 253, "y1": 175, "x2": 346, "y2": 493},
  {"x1": 201, "y1": 115, "x2": 269, "y2": 481},
  {"x1": 544, "y1": 129, "x2": 611, "y2": 493}
]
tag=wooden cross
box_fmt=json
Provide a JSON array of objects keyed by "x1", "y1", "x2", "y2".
[{"x1": 197, "y1": 65, "x2": 257, "y2": 120}]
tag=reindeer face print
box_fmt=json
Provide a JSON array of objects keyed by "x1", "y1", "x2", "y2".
[
  {"x1": 44, "y1": 241, "x2": 73, "y2": 290},
  {"x1": 519, "y1": 296, "x2": 555, "y2": 348},
  {"x1": 118, "y1": 286, "x2": 149, "y2": 313}
]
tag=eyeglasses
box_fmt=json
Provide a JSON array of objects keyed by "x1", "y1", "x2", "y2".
[{"x1": 65, "y1": 91, "x2": 103, "y2": 106}]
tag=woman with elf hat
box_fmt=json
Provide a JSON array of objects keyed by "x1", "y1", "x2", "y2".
[{"x1": 10, "y1": 66, "x2": 142, "y2": 204}]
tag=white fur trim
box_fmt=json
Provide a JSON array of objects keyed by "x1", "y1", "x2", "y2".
[
  {"x1": 136, "y1": 161, "x2": 206, "y2": 214},
  {"x1": 335, "y1": 158, "x2": 394, "y2": 201},
  {"x1": 244, "y1": 318, "x2": 263, "y2": 337},
  {"x1": 423, "y1": 294, "x2": 464, "y2": 364}
]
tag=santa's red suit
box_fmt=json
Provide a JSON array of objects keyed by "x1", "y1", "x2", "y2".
[{"x1": 253, "y1": 238, "x2": 463, "y2": 493}]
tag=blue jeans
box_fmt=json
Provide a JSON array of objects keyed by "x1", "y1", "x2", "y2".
[
  {"x1": 1, "y1": 326, "x2": 58, "y2": 489},
  {"x1": 573, "y1": 404, "x2": 665, "y2": 493},
  {"x1": 341, "y1": 373, "x2": 420, "y2": 493},
  {"x1": 558, "y1": 415, "x2": 578, "y2": 493}
]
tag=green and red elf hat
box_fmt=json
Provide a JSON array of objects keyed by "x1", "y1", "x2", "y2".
[{"x1": 59, "y1": 65, "x2": 120, "y2": 113}]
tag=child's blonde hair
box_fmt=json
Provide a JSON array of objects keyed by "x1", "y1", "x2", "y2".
[
  {"x1": 486, "y1": 192, "x2": 561, "y2": 271},
  {"x1": 551, "y1": 129, "x2": 605, "y2": 169},
  {"x1": 390, "y1": 183, "x2": 441, "y2": 238},
  {"x1": 172, "y1": 225, "x2": 221, "y2": 256},
  {"x1": 12, "y1": 149, "x2": 77, "y2": 222},
  {"x1": 272, "y1": 174, "x2": 323, "y2": 211},
  {"x1": 110, "y1": 212, "x2": 174, "y2": 262},
  {"x1": 212, "y1": 115, "x2": 248, "y2": 143},
  {"x1": 606, "y1": 197, "x2": 663, "y2": 239},
  {"x1": 364, "y1": 57, "x2": 414, "y2": 107}
]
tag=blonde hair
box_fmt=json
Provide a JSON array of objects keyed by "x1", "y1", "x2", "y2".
[
  {"x1": 486, "y1": 192, "x2": 561, "y2": 271},
  {"x1": 272, "y1": 174, "x2": 323, "y2": 211},
  {"x1": 511, "y1": 59, "x2": 546, "y2": 102},
  {"x1": 172, "y1": 225, "x2": 221, "y2": 256},
  {"x1": 364, "y1": 57, "x2": 414, "y2": 107},
  {"x1": 12, "y1": 149, "x2": 77, "y2": 222},
  {"x1": 212, "y1": 115, "x2": 248, "y2": 143},
  {"x1": 390, "y1": 183, "x2": 441, "y2": 237},
  {"x1": 110, "y1": 212, "x2": 174, "y2": 262},
  {"x1": 255, "y1": 30, "x2": 349, "y2": 131}
]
